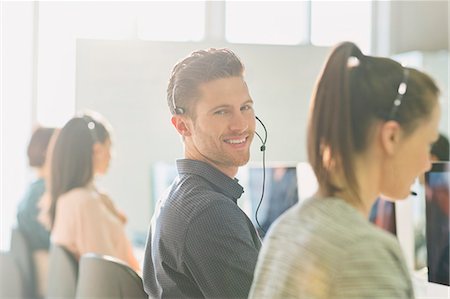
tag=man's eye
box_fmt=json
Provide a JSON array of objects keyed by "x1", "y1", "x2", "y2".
[
  {"x1": 214, "y1": 110, "x2": 227, "y2": 115},
  {"x1": 241, "y1": 105, "x2": 253, "y2": 111}
]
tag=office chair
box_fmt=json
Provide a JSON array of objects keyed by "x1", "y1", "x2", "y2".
[
  {"x1": 46, "y1": 244, "x2": 78, "y2": 299},
  {"x1": 10, "y1": 227, "x2": 37, "y2": 298},
  {"x1": 76, "y1": 253, "x2": 147, "y2": 298},
  {"x1": 0, "y1": 251, "x2": 27, "y2": 298}
]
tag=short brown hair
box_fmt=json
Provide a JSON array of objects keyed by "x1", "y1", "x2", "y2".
[
  {"x1": 307, "y1": 42, "x2": 439, "y2": 201},
  {"x1": 27, "y1": 127, "x2": 56, "y2": 167},
  {"x1": 167, "y1": 48, "x2": 244, "y2": 116}
]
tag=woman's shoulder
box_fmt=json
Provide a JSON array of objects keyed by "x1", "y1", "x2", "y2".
[
  {"x1": 265, "y1": 197, "x2": 400, "y2": 258},
  {"x1": 58, "y1": 186, "x2": 100, "y2": 207}
]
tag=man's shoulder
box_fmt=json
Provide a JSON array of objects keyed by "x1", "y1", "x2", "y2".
[{"x1": 172, "y1": 173, "x2": 237, "y2": 211}]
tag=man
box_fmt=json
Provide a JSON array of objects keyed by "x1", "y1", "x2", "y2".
[
  {"x1": 430, "y1": 133, "x2": 449, "y2": 162},
  {"x1": 143, "y1": 48, "x2": 262, "y2": 298}
]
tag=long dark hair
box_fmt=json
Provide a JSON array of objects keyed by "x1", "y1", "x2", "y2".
[
  {"x1": 49, "y1": 114, "x2": 110, "y2": 228},
  {"x1": 307, "y1": 42, "x2": 439, "y2": 202}
]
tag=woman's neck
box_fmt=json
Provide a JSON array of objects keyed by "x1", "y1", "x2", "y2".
[{"x1": 328, "y1": 153, "x2": 380, "y2": 218}]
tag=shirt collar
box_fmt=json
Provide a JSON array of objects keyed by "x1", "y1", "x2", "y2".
[{"x1": 176, "y1": 159, "x2": 244, "y2": 201}]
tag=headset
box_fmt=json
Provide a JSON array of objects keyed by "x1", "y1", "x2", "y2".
[
  {"x1": 173, "y1": 103, "x2": 185, "y2": 116},
  {"x1": 254, "y1": 116, "x2": 267, "y2": 234},
  {"x1": 172, "y1": 88, "x2": 185, "y2": 115},
  {"x1": 174, "y1": 94, "x2": 268, "y2": 232}
]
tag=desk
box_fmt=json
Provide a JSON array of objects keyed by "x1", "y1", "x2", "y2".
[{"x1": 413, "y1": 270, "x2": 449, "y2": 298}]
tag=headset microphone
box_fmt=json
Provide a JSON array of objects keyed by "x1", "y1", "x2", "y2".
[
  {"x1": 254, "y1": 116, "x2": 267, "y2": 151},
  {"x1": 254, "y1": 116, "x2": 267, "y2": 235}
]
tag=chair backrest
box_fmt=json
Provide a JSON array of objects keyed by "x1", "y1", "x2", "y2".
[
  {"x1": 10, "y1": 227, "x2": 37, "y2": 298},
  {"x1": 0, "y1": 251, "x2": 27, "y2": 298},
  {"x1": 76, "y1": 253, "x2": 147, "y2": 299},
  {"x1": 46, "y1": 245, "x2": 78, "y2": 299}
]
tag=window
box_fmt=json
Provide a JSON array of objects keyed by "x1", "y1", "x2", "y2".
[
  {"x1": 137, "y1": 1, "x2": 205, "y2": 41},
  {"x1": 225, "y1": 0, "x2": 372, "y2": 50},
  {"x1": 225, "y1": 1, "x2": 309, "y2": 45},
  {"x1": 310, "y1": 0, "x2": 372, "y2": 53}
]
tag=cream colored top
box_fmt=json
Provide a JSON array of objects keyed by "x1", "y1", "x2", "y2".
[
  {"x1": 249, "y1": 197, "x2": 414, "y2": 299},
  {"x1": 51, "y1": 186, "x2": 139, "y2": 271}
]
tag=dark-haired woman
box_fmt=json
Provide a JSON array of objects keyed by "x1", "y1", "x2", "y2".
[
  {"x1": 249, "y1": 42, "x2": 441, "y2": 298},
  {"x1": 48, "y1": 113, "x2": 139, "y2": 271}
]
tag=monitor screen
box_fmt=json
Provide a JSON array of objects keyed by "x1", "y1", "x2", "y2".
[
  {"x1": 237, "y1": 163, "x2": 299, "y2": 238},
  {"x1": 425, "y1": 162, "x2": 449, "y2": 286},
  {"x1": 369, "y1": 197, "x2": 397, "y2": 235}
]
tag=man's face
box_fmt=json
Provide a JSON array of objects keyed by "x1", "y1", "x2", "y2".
[{"x1": 183, "y1": 76, "x2": 256, "y2": 177}]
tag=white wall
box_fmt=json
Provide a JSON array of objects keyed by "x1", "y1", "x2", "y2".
[
  {"x1": 392, "y1": 50, "x2": 449, "y2": 136},
  {"x1": 389, "y1": 1, "x2": 448, "y2": 54},
  {"x1": 76, "y1": 40, "x2": 330, "y2": 234},
  {"x1": 1, "y1": 1, "x2": 35, "y2": 250}
]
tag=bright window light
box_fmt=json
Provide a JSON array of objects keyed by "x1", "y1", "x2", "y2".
[
  {"x1": 137, "y1": 1, "x2": 205, "y2": 41},
  {"x1": 311, "y1": 0, "x2": 372, "y2": 53},
  {"x1": 225, "y1": 1, "x2": 309, "y2": 45}
]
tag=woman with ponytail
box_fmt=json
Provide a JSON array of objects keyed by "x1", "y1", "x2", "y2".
[
  {"x1": 249, "y1": 42, "x2": 441, "y2": 298},
  {"x1": 48, "y1": 112, "x2": 139, "y2": 271}
]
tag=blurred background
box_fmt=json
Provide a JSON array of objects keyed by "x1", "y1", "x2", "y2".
[{"x1": 1, "y1": 1, "x2": 448, "y2": 251}]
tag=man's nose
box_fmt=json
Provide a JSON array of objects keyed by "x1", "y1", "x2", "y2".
[{"x1": 229, "y1": 112, "x2": 249, "y2": 133}]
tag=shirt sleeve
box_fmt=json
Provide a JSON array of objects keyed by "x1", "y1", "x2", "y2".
[
  {"x1": 182, "y1": 199, "x2": 260, "y2": 299},
  {"x1": 332, "y1": 236, "x2": 414, "y2": 299}
]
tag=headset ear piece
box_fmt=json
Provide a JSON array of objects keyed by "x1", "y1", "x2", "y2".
[{"x1": 174, "y1": 107, "x2": 185, "y2": 115}]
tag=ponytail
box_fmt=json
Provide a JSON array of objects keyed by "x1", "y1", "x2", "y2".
[
  {"x1": 308, "y1": 42, "x2": 363, "y2": 199},
  {"x1": 307, "y1": 41, "x2": 438, "y2": 202}
]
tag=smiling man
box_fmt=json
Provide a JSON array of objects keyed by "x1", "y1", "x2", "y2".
[{"x1": 143, "y1": 48, "x2": 262, "y2": 299}]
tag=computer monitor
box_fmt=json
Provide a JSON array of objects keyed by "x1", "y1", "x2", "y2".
[
  {"x1": 237, "y1": 162, "x2": 300, "y2": 238},
  {"x1": 425, "y1": 162, "x2": 449, "y2": 286},
  {"x1": 369, "y1": 197, "x2": 397, "y2": 235}
]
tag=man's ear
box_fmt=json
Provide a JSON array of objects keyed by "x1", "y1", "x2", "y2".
[
  {"x1": 171, "y1": 115, "x2": 192, "y2": 137},
  {"x1": 380, "y1": 120, "x2": 402, "y2": 155}
]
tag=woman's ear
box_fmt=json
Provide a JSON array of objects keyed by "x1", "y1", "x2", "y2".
[
  {"x1": 92, "y1": 142, "x2": 101, "y2": 154},
  {"x1": 92, "y1": 142, "x2": 102, "y2": 163},
  {"x1": 171, "y1": 116, "x2": 192, "y2": 137},
  {"x1": 380, "y1": 120, "x2": 402, "y2": 155}
]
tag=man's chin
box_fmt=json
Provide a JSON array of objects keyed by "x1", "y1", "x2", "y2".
[{"x1": 235, "y1": 155, "x2": 250, "y2": 167}]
